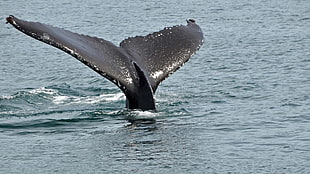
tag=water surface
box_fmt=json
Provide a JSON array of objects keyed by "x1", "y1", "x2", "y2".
[{"x1": 1, "y1": 0, "x2": 310, "y2": 173}]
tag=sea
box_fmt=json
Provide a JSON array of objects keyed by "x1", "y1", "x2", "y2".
[{"x1": 0, "y1": 0, "x2": 309, "y2": 173}]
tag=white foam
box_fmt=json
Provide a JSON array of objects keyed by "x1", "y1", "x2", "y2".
[
  {"x1": 1, "y1": 95, "x2": 14, "y2": 100},
  {"x1": 134, "y1": 110, "x2": 157, "y2": 117},
  {"x1": 125, "y1": 110, "x2": 159, "y2": 120},
  {"x1": 103, "y1": 93, "x2": 125, "y2": 101},
  {"x1": 1, "y1": 87, "x2": 57, "y2": 100},
  {"x1": 29, "y1": 87, "x2": 57, "y2": 95},
  {"x1": 52, "y1": 95, "x2": 69, "y2": 104},
  {"x1": 2, "y1": 87, "x2": 124, "y2": 105},
  {"x1": 52, "y1": 92, "x2": 125, "y2": 105}
]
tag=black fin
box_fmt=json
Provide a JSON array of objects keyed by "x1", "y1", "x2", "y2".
[
  {"x1": 6, "y1": 15, "x2": 139, "y2": 96},
  {"x1": 126, "y1": 63, "x2": 155, "y2": 110},
  {"x1": 6, "y1": 15, "x2": 204, "y2": 110},
  {"x1": 120, "y1": 19, "x2": 204, "y2": 92}
]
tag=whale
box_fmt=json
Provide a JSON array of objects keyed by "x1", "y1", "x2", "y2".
[{"x1": 6, "y1": 15, "x2": 204, "y2": 110}]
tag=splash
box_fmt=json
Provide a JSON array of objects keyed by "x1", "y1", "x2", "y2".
[
  {"x1": 52, "y1": 92, "x2": 125, "y2": 104},
  {"x1": 0, "y1": 87, "x2": 57, "y2": 100},
  {"x1": 29, "y1": 87, "x2": 58, "y2": 95},
  {"x1": 1, "y1": 87, "x2": 125, "y2": 105}
]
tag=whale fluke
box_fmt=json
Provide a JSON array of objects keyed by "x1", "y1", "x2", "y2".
[{"x1": 6, "y1": 15, "x2": 204, "y2": 110}]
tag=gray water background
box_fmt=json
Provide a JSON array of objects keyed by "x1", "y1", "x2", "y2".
[{"x1": 0, "y1": 0, "x2": 310, "y2": 173}]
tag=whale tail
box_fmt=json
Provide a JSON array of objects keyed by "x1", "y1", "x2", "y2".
[{"x1": 6, "y1": 15, "x2": 204, "y2": 110}]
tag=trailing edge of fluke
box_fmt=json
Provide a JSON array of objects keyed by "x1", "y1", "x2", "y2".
[{"x1": 6, "y1": 15, "x2": 204, "y2": 110}]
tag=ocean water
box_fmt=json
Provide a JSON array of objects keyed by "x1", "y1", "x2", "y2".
[{"x1": 1, "y1": 0, "x2": 310, "y2": 173}]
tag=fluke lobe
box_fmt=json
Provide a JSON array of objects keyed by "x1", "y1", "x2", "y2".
[{"x1": 6, "y1": 15, "x2": 204, "y2": 110}]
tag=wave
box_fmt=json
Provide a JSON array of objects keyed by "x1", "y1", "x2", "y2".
[
  {"x1": 1, "y1": 87, "x2": 125, "y2": 105},
  {"x1": 0, "y1": 86, "x2": 190, "y2": 133},
  {"x1": 52, "y1": 92, "x2": 125, "y2": 104},
  {"x1": 0, "y1": 86, "x2": 125, "y2": 117}
]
